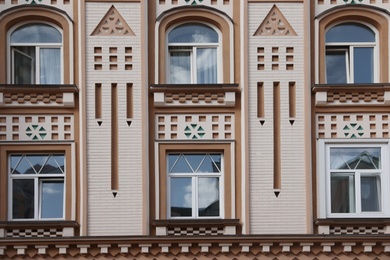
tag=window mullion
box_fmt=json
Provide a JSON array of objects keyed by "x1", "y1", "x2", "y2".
[
  {"x1": 35, "y1": 178, "x2": 40, "y2": 219},
  {"x1": 193, "y1": 176, "x2": 197, "y2": 218},
  {"x1": 192, "y1": 47, "x2": 196, "y2": 84},
  {"x1": 35, "y1": 47, "x2": 40, "y2": 84},
  {"x1": 355, "y1": 172, "x2": 361, "y2": 214},
  {"x1": 347, "y1": 47, "x2": 353, "y2": 83}
]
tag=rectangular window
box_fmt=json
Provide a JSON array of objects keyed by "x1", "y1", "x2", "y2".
[
  {"x1": 167, "y1": 153, "x2": 222, "y2": 218},
  {"x1": 321, "y1": 143, "x2": 389, "y2": 218},
  {"x1": 9, "y1": 154, "x2": 65, "y2": 220}
]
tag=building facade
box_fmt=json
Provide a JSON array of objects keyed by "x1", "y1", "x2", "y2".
[{"x1": 0, "y1": 0, "x2": 390, "y2": 259}]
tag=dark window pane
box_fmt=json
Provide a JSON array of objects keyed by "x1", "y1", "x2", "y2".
[
  {"x1": 168, "y1": 24, "x2": 218, "y2": 43},
  {"x1": 13, "y1": 179, "x2": 34, "y2": 219},
  {"x1": 326, "y1": 50, "x2": 347, "y2": 84},
  {"x1": 326, "y1": 23, "x2": 375, "y2": 43},
  {"x1": 354, "y1": 47, "x2": 374, "y2": 83},
  {"x1": 170, "y1": 177, "x2": 192, "y2": 217},
  {"x1": 41, "y1": 181, "x2": 64, "y2": 218},
  {"x1": 11, "y1": 24, "x2": 62, "y2": 43},
  {"x1": 361, "y1": 176, "x2": 381, "y2": 212},
  {"x1": 13, "y1": 46, "x2": 35, "y2": 84},
  {"x1": 41, "y1": 155, "x2": 65, "y2": 174},
  {"x1": 198, "y1": 177, "x2": 220, "y2": 217},
  {"x1": 331, "y1": 174, "x2": 355, "y2": 213}
]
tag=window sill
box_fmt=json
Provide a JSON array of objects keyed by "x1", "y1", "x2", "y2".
[
  {"x1": 150, "y1": 83, "x2": 239, "y2": 107},
  {"x1": 0, "y1": 84, "x2": 78, "y2": 107},
  {"x1": 0, "y1": 220, "x2": 79, "y2": 238},
  {"x1": 152, "y1": 219, "x2": 241, "y2": 236},
  {"x1": 315, "y1": 218, "x2": 390, "y2": 235},
  {"x1": 312, "y1": 83, "x2": 390, "y2": 106}
]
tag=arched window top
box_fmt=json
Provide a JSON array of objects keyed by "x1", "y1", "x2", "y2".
[
  {"x1": 168, "y1": 23, "x2": 218, "y2": 44},
  {"x1": 326, "y1": 22, "x2": 375, "y2": 43},
  {"x1": 10, "y1": 23, "x2": 62, "y2": 44}
]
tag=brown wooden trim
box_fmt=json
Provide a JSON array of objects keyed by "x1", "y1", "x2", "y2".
[
  {"x1": 315, "y1": 218, "x2": 390, "y2": 227},
  {"x1": 289, "y1": 82, "x2": 296, "y2": 119},
  {"x1": 95, "y1": 83, "x2": 102, "y2": 119},
  {"x1": 0, "y1": 220, "x2": 79, "y2": 229},
  {"x1": 0, "y1": 144, "x2": 73, "y2": 221},
  {"x1": 158, "y1": 143, "x2": 232, "y2": 220},
  {"x1": 152, "y1": 218, "x2": 240, "y2": 228},
  {"x1": 257, "y1": 82, "x2": 264, "y2": 118},
  {"x1": 111, "y1": 83, "x2": 118, "y2": 192},
  {"x1": 150, "y1": 83, "x2": 239, "y2": 93},
  {"x1": 126, "y1": 83, "x2": 133, "y2": 119},
  {"x1": 0, "y1": 84, "x2": 79, "y2": 93},
  {"x1": 273, "y1": 82, "x2": 281, "y2": 191}
]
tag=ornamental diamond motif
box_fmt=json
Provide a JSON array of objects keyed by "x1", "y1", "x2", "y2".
[
  {"x1": 185, "y1": 0, "x2": 204, "y2": 5},
  {"x1": 343, "y1": 123, "x2": 364, "y2": 138},
  {"x1": 26, "y1": 0, "x2": 42, "y2": 4},
  {"x1": 184, "y1": 124, "x2": 205, "y2": 140},
  {"x1": 26, "y1": 125, "x2": 47, "y2": 140}
]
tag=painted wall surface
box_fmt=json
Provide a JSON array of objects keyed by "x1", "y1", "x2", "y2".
[
  {"x1": 247, "y1": 2, "x2": 308, "y2": 234},
  {"x1": 85, "y1": 2, "x2": 144, "y2": 236}
]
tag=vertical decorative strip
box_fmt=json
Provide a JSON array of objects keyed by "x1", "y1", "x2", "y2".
[
  {"x1": 95, "y1": 83, "x2": 102, "y2": 119},
  {"x1": 111, "y1": 83, "x2": 119, "y2": 195},
  {"x1": 127, "y1": 83, "x2": 133, "y2": 119},
  {"x1": 257, "y1": 82, "x2": 264, "y2": 118},
  {"x1": 273, "y1": 82, "x2": 281, "y2": 195},
  {"x1": 289, "y1": 82, "x2": 296, "y2": 120}
]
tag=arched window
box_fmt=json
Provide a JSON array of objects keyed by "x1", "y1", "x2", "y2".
[
  {"x1": 325, "y1": 22, "x2": 376, "y2": 84},
  {"x1": 10, "y1": 23, "x2": 62, "y2": 84},
  {"x1": 167, "y1": 23, "x2": 220, "y2": 84}
]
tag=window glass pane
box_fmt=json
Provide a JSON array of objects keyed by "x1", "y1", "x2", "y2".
[
  {"x1": 26, "y1": 155, "x2": 48, "y2": 174},
  {"x1": 41, "y1": 181, "x2": 64, "y2": 218},
  {"x1": 170, "y1": 177, "x2": 192, "y2": 217},
  {"x1": 41, "y1": 155, "x2": 65, "y2": 174},
  {"x1": 354, "y1": 47, "x2": 374, "y2": 83},
  {"x1": 168, "y1": 24, "x2": 218, "y2": 43},
  {"x1": 330, "y1": 147, "x2": 381, "y2": 170},
  {"x1": 326, "y1": 50, "x2": 347, "y2": 84},
  {"x1": 169, "y1": 154, "x2": 193, "y2": 173},
  {"x1": 197, "y1": 154, "x2": 221, "y2": 173},
  {"x1": 170, "y1": 52, "x2": 191, "y2": 84},
  {"x1": 13, "y1": 46, "x2": 34, "y2": 84},
  {"x1": 198, "y1": 177, "x2": 220, "y2": 217},
  {"x1": 11, "y1": 155, "x2": 37, "y2": 174},
  {"x1": 12, "y1": 179, "x2": 34, "y2": 219},
  {"x1": 331, "y1": 174, "x2": 355, "y2": 213},
  {"x1": 361, "y1": 175, "x2": 381, "y2": 212},
  {"x1": 197, "y1": 48, "x2": 217, "y2": 84},
  {"x1": 11, "y1": 24, "x2": 62, "y2": 43},
  {"x1": 40, "y1": 48, "x2": 61, "y2": 84},
  {"x1": 326, "y1": 23, "x2": 375, "y2": 43}
]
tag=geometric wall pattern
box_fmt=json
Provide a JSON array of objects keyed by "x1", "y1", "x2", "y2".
[
  {"x1": 257, "y1": 46, "x2": 294, "y2": 71},
  {"x1": 93, "y1": 46, "x2": 133, "y2": 71},
  {"x1": 0, "y1": 115, "x2": 73, "y2": 141},
  {"x1": 253, "y1": 5, "x2": 297, "y2": 36},
  {"x1": 156, "y1": 114, "x2": 234, "y2": 140},
  {"x1": 316, "y1": 114, "x2": 389, "y2": 138},
  {"x1": 91, "y1": 5, "x2": 135, "y2": 36}
]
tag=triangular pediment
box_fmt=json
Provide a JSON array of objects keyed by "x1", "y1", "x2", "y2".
[
  {"x1": 91, "y1": 5, "x2": 135, "y2": 36},
  {"x1": 254, "y1": 5, "x2": 297, "y2": 36}
]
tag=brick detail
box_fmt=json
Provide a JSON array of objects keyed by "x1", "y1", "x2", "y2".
[
  {"x1": 327, "y1": 91, "x2": 385, "y2": 103},
  {"x1": 167, "y1": 226, "x2": 224, "y2": 236},
  {"x1": 3, "y1": 92, "x2": 63, "y2": 104},
  {"x1": 330, "y1": 226, "x2": 385, "y2": 235},
  {"x1": 6, "y1": 228, "x2": 63, "y2": 238}
]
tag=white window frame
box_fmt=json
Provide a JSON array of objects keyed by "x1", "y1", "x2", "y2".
[
  {"x1": 8, "y1": 154, "x2": 66, "y2": 221},
  {"x1": 317, "y1": 140, "x2": 390, "y2": 218},
  {"x1": 7, "y1": 21, "x2": 64, "y2": 84},
  {"x1": 324, "y1": 21, "x2": 378, "y2": 84},
  {"x1": 167, "y1": 152, "x2": 224, "y2": 219},
  {"x1": 166, "y1": 22, "x2": 222, "y2": 84}
]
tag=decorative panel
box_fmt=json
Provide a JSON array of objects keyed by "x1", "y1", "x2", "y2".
[
  {"x1": 0, "y1": 115, "x2": 74, "y2": 141},
  {"x1": 156, "y1": 114, "x2": 234, "y2": 140},
  {"x1": 156, "y1": 0, "x2": 233, "y2": 19},
  {"x1": 316, "y1": 114, "x2": 389, "y2": 138}
]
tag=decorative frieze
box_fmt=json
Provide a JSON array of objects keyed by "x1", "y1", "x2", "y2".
[
  {"x1": 0, "y1": 115, "x2": 74, "y2": 141},
  {"x1": 316, "y1": 114, "x2": 389, "y2": 138},
  {"x1": 156, "y1": 114, "x2": 234, "y2": 140}
]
